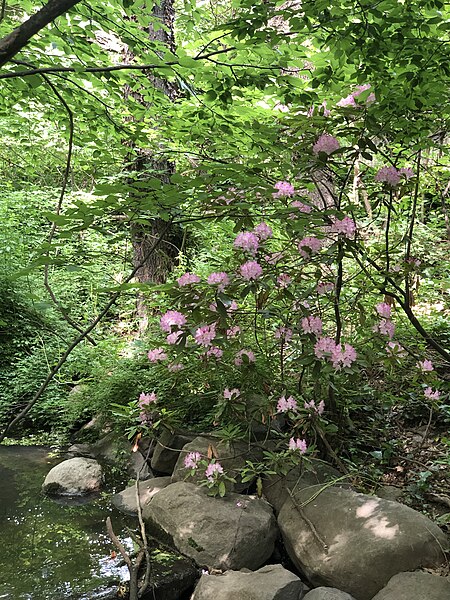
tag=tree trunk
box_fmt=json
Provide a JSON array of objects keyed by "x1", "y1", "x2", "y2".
[{"x1": 124, "y1": 1, "x2": 182, "y2": 331}]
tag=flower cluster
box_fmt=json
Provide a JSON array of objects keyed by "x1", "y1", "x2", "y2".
[
  {"x1": 160, "y1": 310, "x2": 186, "y2": 333},
  {"x1": 234, "y1": 349, "x2": 256, "y2": 366},
  {"x1": 288, "y1": 438, "x2": 308, "y2": 453},
  {"x1": 148, "y1": 348, "x2": 168, "y2": 362},
  {"x1": 274, "y1": 326, "x2": 293, "y2": 342},
  {"x1": 424, "y1": 387, "x2": 440, "y2": 400},
  {"x1": 240, "y1": 260, "x2": 263, "y2": 280},
  {"x1": 332, "y1": 216, "x2": 356, "y2": 238},
  {"x1": 184, "y1": 451, "x2": 202, "y2": 469},
  {"x1": 314, "y1": 337, "x2": 357, "y2": 370},
  {"x1": 312, "y1": 134, "x2": 340, "y2": 156},
  {"x1": 254, "y1": 222, "x2": 273, "y2": 241},
  {"x1": 177, "y1": 272, "x2": 201, "y2": 286},
  {"x1": 375, "y1": 166, "x2": 414, "y2": 187},
  {"x1": 207, "y1": 271, "x2": 230, "y2": 291},
  {"x1": 290, "y1": 200, "x2": 312, "y2": 215},
  {"x1": 337, "y1": 84, "x2": 375, "y2": 108},
  {"x1": 276, "y1": 395, "x2": 298, "y2": 413},
  {"x1": 298, "y1": 236, "x2": 323, "y2": 258},
  {"x1": 301, "y1": 316, "x2": 323, "y2": 336},
  {"x1": 205, "y1": 462, "x2": 224, "y2": 482},
  {"x1": 224, "y1": 388, "x2": 241, "y2": 400},
  {"x1": 273, "y1": 181, "x2": 295, "y2": 197},
  {"x1": 304, "y1": 399, "x2": 325, "y2": 416},
  {"x1": 194, "y1": 324, "x2": 216, "y2": 347},
  {"x1": 417, "y1": 359, "x2": 433, "y2": 372},
  {"x1": 234, "y1": 231, "x2": 259, "y2": 254},
  {"x1": 277, "y1": 273, "x2": 292, "y2": 288}
]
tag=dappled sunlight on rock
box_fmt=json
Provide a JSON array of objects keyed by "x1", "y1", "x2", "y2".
[
  {"x1": 364, "y1": 516, "x2": 399, "y2": 540},
  {"x1": 356, "y1": 499, "x2": 380, "y2": 518}
]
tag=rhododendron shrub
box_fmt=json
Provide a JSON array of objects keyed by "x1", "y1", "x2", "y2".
[{"x1": 121, "y1": 108, "x2": 446, "y2": 486}]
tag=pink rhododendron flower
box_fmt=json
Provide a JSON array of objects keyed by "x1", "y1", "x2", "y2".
[
  {"x1": 234, "y1": 349, "x2": 255, "y2": 366},
  {"x1": 206, "y1": 346, "x2": 223, "y2": 359},
  {"x1": 314, "y1": 337, "x2": 336, "y2": 359},
  {"x1": 234, "y1": 231, "x2": 259, "y2": 254},
  {"x1": 338, "y1": 84, "x2": 375, "y2": 107},
  {"x1": 304, "y1": 399, "x2": 325, "y2": 416},
  {"x1": 375, "y1": 166, "x2": 401, "y2": 187},
  {"x1": 207, "y1": 271, "x2": 230, "y2": 291},
  {"x1": 226, "y1": 325, "x2": 241, "y2": 339},
  {"x1": 277, "y1": 395, "x2": 298, "y2": 413},
  {"x1": 313, "y1": 134, "x2": 340, "y2": 156},
  {"x1": 139, "y1": 392, "x2": 157, "y2": 407},
  {"x1": 184, "y1": 451, "x2": 202, "y2": 469},
  {"x1": 277, "y1": 273, "x2": 292, "y2": 288},
  {"x1": 273, "y1": 181, "x2": 295, "y2": 197},
  {"x1": 298, "y1": 236, "x2": 323, "y2": 258},
  {"x1": 332, "y1": 216, "x2": 356, "y2": 238},
  {"x1": 317, "y1": 281, "x2": 334, "y2": 295},
  {"x1": 166, "y1": 331, "x2": 183, "y2": 345},
  {"x1": 417, "y1": 359, "x2": 433, "y2": 372},
  {"x1": 194, "y1": 324, "x2": 216, "y2": 347},
  {"x1": 399, "y1": 167, "x2": 414, "y2": 180},
  {"x1": 376, "y1": 302, "x2": 392, "y2": 319},
  {"x1": 205, "y1": 462, "x2": 224, "y2": 482},
  {"x1": 424, "y1": 387, "x2": 440, "y2": 401},
  {"x1": 288, "y1": 438, "x2": 308, "y2": 453},
  {"x1": 224, "y1": 388, "x2": 240, "y2": 400},
  {"x1": 290, "y1": 199, "x2": 312, "y2": 215},
  {"x1": 386, "y1": 342, "x2": 407, "y2": 358},
  {"x1": 337, "y1": 94, "x2": 357, "y2": 108},
  {"x1": 274, "y1": 326, "x2": 293, "y2": 342},
  {"x1": 177, "y1": 272, "x2": 201, "y2": 286},
  {"x1": 160, "y1": 310, "x2": 187, "y2": 332},
  {"x1": 168, "y1": 362, "x2": 184, "y2": 372},
  {"x1": 301, "y1": 316, "x2": 323, "y2": 336},
  {"x1": 240, "y1": 260, "x2": 263, "y2": 280},
  {"x1": 253, "y1": 222, "x2": 273, "y2": 241},
  {"x1": 330, "y1": 343, "x2": 357, "y2": 369},
  {"x1": 373, "y1": 319, "x2": 395, "y2": 339},
  {"x1": 148, "y1": 348, "x2": 168, "y2": 362}
]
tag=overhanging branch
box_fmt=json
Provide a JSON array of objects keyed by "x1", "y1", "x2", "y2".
[{"x1": 0, "y1": 0, "x2": 83, "y2": 68}]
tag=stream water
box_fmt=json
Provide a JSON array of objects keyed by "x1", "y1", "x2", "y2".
[{"x1": 0, "y1": 446, "x2": 133, "y2": 599}]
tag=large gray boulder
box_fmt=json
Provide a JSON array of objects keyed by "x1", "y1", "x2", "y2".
[
  {"x1": 278, "y1": 485, "x2": 447, "y2": 600},
  {"x1": 143, "y1": 481, "x2": 277, "y2": 570},
  {"x1": 42, "y1": 457, "x2": 103, "y2": 496},
  {"x1": 303, "y1": 588, "x2": 356, "y2": 600},
  {"x1": 371, "y1": 572, "x2": 450, "y2": 600},
  {"x1": 111, "y1": 477, "x2": 172, "y2": 515},
  {"x1": 263, "y1": 460, "x2": 346, "y2": 514},
  {"x1": 171, "y1": 436, "x2": 261, "y2": 492},
  {"x1": 191, "y1": 564, "x2": 307, "y2": 600}
]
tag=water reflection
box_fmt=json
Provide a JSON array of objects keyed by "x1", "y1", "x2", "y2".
[{"x1": 0, "y1": 446, "x2": 132, "y2": 599}]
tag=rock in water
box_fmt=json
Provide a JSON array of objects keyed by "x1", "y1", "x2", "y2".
[
  {"x1": 278, "y1": 485, "x2": 447, "y2": 600},
  {"x1": 303, "y1": 588, "x2": 356, "y2": 600},
  {"x1": 143, "y1": 481, "x2": 277, "y2": 570},
  {"x1": 42, "y1": 457, "x2": 103, "y2": 496}
]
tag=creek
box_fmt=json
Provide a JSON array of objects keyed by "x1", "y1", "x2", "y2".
[{"x1": 0, "y1": 445, "x2": 133, "y2": 599}]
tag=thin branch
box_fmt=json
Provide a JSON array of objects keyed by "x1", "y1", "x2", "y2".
[{"x1": 0, "y1": 47, "x2": 236, "y2": 79}]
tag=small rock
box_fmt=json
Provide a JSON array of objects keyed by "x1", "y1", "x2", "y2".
[
  {"x1": 143, "y1": 481, "x2": 277, "y2": 570},
  {"x1": 42, "y1": 457, "x2": 103, "y2": 496},
  {"x1": 191, "y1": 564, "x2": 307, "y2": 600},
  {"x1": 303, "y1": 588, "x2": 356, "y2": 600},
  {"x1": 371, "y1": 571, "x2": 450, "y2": 600}
]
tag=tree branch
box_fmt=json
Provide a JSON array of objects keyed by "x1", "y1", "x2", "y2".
[{"x1": 0, "y1": 0, "x2": 83, "y2": 68}]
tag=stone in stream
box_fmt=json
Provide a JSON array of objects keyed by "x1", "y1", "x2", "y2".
[
  {"x1": 303, "y1": 588, "x2": 356, "y2": 600},
  {"x1": 111, "y1": 476, "x2": 172, "y2": 515},
  {"x1": 42, "y1": 457, "x2": 103, "y2": 496}
]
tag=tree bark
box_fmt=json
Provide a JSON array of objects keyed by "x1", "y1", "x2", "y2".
[{"x1": 125, "y1": 0, "x2": 182, "y2": 331}]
